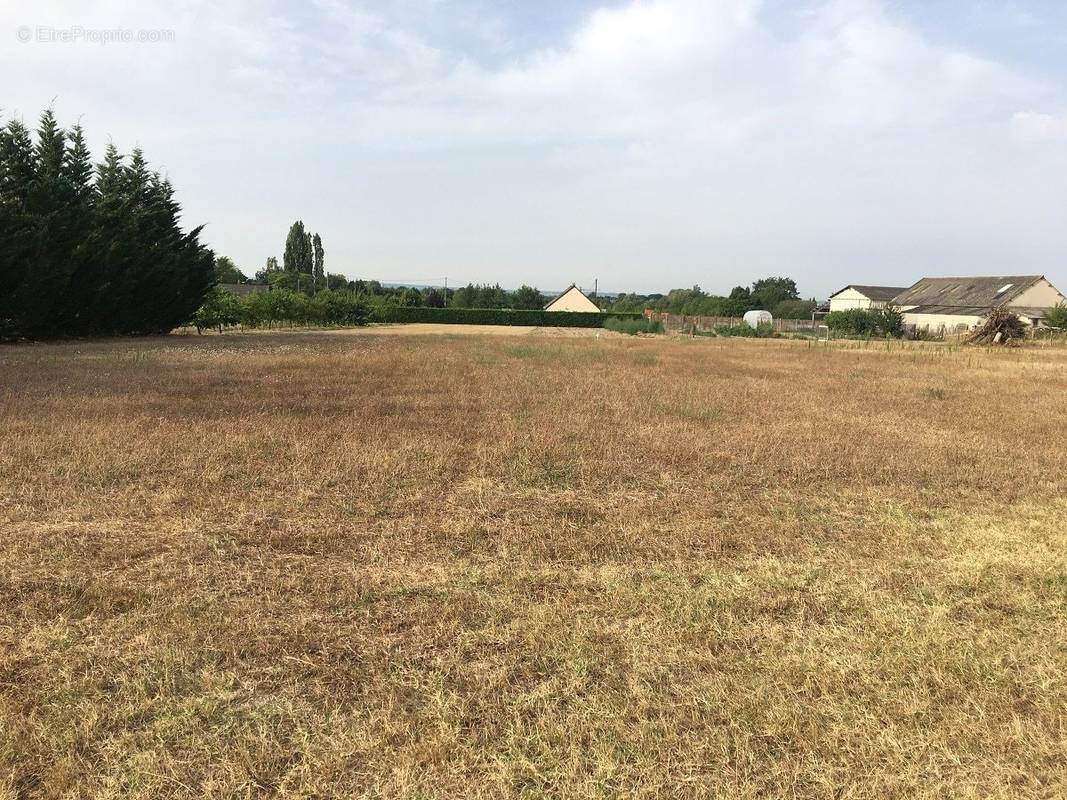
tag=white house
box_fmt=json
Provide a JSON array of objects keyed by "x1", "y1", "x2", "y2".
[
  {"x1": 544, "y1": 284, "x2": 600, "y2": 313},
  {"x1": 827, "y1": 285, "x2": 908, "y2": 313},
  {"x1": 893, "y1": 275, "x2": 1066, "y2": 332}
]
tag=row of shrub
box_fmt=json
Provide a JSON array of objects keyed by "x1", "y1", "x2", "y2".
[
  {"x1": 825, "y1": 306, "x2": 904, "y2": 337},
  {"x1": 602, "y1": 316, "x2": 663, "y2": 335},
  {"x1": 189, "y1": 289, "x2": 649, "y2": 332},
  {"x1": 692, "y1": 323, "x2": 777, "y2": 338},
  {"x1": 367, "y1": 306, "x2": 643, "y2": 327},
  {"x1": 711, "y1": 323, "x2": 777, "y2": 338},
  {"x1": 190, "y1": 287, "x2": 368, "y2": 332}
]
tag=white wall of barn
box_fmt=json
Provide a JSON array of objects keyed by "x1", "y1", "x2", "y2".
[{"x1": 829, "y1": 288, "x2": 887, "y2": 313}]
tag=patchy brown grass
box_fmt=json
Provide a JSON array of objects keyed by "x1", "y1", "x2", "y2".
[{"x1": 1, "y1": 330, "x2": 1065, "y2": 799}]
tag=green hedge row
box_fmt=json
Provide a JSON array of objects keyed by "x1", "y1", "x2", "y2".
[{"x1": 368, "y1": 306, "x2": 643, "y2": 328}]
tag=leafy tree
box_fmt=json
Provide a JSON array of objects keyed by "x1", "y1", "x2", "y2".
[
  {"x1": 728, "y1": 286, "x2": 751, "y2": 302},
  {"x1": 399, "y1": 287, "x2": 423, "y2": 307},
  {"x1": 878, "y1": 303, "x2": 904, "y2": 337},
  {"x1": 283, "y1": 220, "x2": 312, "y2": 274},
  {"x1": 266, "y1": 269, "x2": 311, "y2": 293},
  {"x1": 265, "y1": 288, "x2": 300, "y2": 325},
  {"x1": 326, "y1": 272, "x2": 350, "y2": 291},
  {"x1": 254, "y1": 256, "x2": 280, "y2": 284},
  {"x1": 452, "y1": 284, "x2": 477, "y2": 307},
  {"x1": 826, "y1": 309, "x2": 877, "y2": 336},
  {"x1": 607, "y1": 294, "x2": 648, "y2": 313},
  {"x1": 214, "y1": 256, "x2": 246, "y2": 284},
  {"x1": 423, "y1": 288, "x2": 446, "y2": 307},
  {"x1": 292, "y1": 291, "x2": 312, "y2": 323},
  {"x1": 511, "y1": 285, "x2": 544, "y2": 309},
  {"x1": 309, "y1": 290, "x2": 367, "y2": 326},
  {"x1": 750, "y1": 277, "x2": 799, "y2": 310},
  {"x1": 451, "y1": 283, "x2": 510, "y2": 308},
  {"x1": 312, "y1": 233, "x2": 324, "y2": 291},
  {"x1": 826, "y1": 307, "x2": 902, "y2": 337},
  {"x1": 1044, "y1": 303, "x2": 1067, "y2": 329},
  {"x1": 663, "y1": 286, "x2": 702, "y2": 310},
  {"x1": 240, "y1": 290, "x2": 270, "y2": 327},
  {"x1": 771, "y1": 299, "x2": 817, "y2": 319},
  {"x1": 719, "y1": 296, "x2": 753, "y2": 316},
  {"x1": 192, "y1": 287, "x2": 368, "y2": 330},
  {"x1": 191, "y1": 286, "x2": 242, "y2": 333},
  {"x1": 486, "y1": 284, "x2": 510, "y2": 307}
]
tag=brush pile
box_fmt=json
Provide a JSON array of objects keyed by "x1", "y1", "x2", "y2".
[{"x1": 966, "y1": 306, "x2": 1027, "y2": 345}]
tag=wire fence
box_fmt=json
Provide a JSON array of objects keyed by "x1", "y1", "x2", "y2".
[{"x1": 649, "y1": 313, "x2": 823, "y2": 335}]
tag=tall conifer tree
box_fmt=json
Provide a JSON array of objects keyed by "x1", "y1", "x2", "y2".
[
  {"x1": 0, "y1": 120, "x2": 39, "y2": 336},
  {"x1": 312, "y1": 233, "x2": 324, "y2": 290},
  {"x1": 284, "y1": 220, "x2": 311, "y2": 274},
  {"x1": 0, "y1": 109, "x2": 214, "y2": 339}
]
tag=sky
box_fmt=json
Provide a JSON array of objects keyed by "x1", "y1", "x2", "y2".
[{"x1": 4, "y1": 0, "x2": 1067, "y2": 298}]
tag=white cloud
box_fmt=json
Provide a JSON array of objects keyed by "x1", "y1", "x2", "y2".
[
  {"x1": 3, "y1": 0, "x2": 1067, "y2": 296},
  {"x1": 1010, "y1": 110, "x2": 1067, "y2": 143}
]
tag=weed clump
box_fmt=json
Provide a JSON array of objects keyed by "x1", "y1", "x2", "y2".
[{"x1": 603, "y1": 317, "x2": 662, "y2": 335}]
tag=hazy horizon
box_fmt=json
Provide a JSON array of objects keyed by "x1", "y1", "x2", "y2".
[{"x1": 5, "y1": 0, "x2": 1067, "y2": 299}]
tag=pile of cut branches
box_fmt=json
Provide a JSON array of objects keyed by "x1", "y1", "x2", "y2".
[{"x1": 966, "y1": 305, "x2": 1027, "y2": 345}]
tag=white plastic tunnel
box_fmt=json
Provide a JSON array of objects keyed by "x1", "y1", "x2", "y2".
[{"x1": 743, "y1": 310, "x2": 773, "y2": 329}]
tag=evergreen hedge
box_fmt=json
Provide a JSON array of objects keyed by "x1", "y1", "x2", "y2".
[
  {"x1": 368, "y1": 306, "x2": 643, "y2": 327},
  {"x1": 1, "y1": 110, "x2": 214, "y2": 340}
]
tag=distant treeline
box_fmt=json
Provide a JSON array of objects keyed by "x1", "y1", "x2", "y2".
[
  {"x1": 215, "y1": 271, "x2": 817, "y2": 319},
  {"x1": 190, "y1": 286, "x2": 644, "y2": 332},
  {"x1": 606, "y1": 278, "x2": 817, "y2": 319},
  {"x1": 1, "y1": 110, "x2": 213, "y2": 340},
  {"x1": 224, "y1": 261, "x2": 551, "y2": 311}
]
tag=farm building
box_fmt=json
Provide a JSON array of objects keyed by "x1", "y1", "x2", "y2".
[
  {"x1": 544, "y1": 284, "x2": 600, "y2": 313},
  {"x1": 827, "y1": 285, "x2": 908, "y2": 313},
  {"x1": 893, "y1": 275, "x2": 1065, "y2": 333}
]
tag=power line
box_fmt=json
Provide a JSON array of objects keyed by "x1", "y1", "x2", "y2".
[{"x1": 360, "y1": 276, "x2": 450, "y2": 286}]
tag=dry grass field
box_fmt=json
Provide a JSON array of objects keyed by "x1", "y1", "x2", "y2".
[{"x1": 1, "y1": 330, "x2": 1066, "y2": 799}]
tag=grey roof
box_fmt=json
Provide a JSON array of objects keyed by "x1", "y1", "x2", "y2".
[
  {"x1": 893, "y1": 276, "x2": 1043, "y2": 308},
  {"x1": 829, "y1": 285, "x2": 908, "y2": 301},
  {"x1": 904, "y1": 304, "x2": 1050, "y2": 319},
  {"x1": 901, "y1": 305, "x2": 992, "y2": 316}
]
